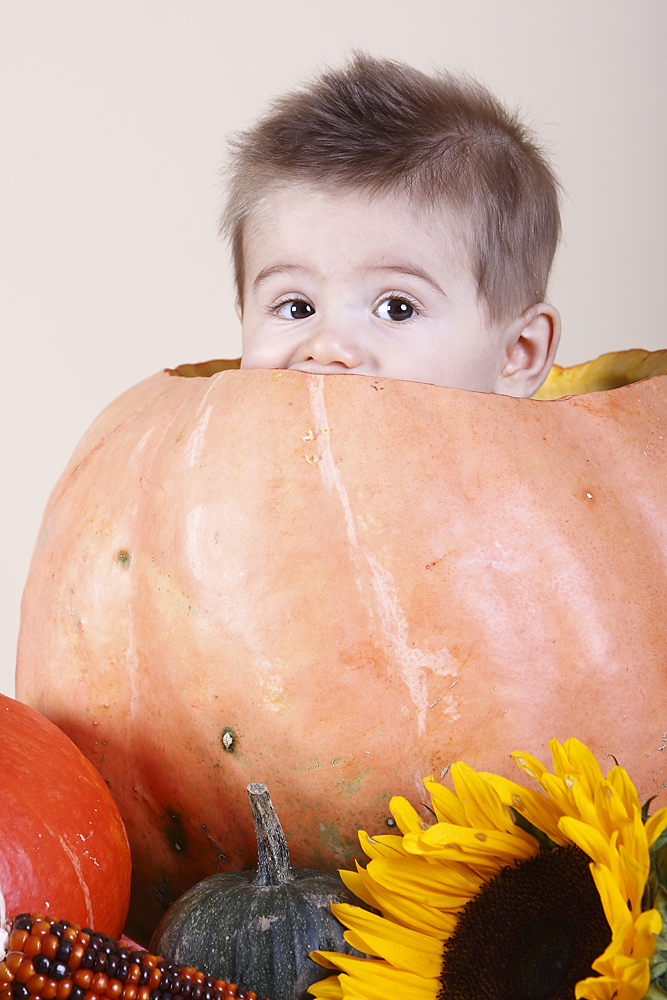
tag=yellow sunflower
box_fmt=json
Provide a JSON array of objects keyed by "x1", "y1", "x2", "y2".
[{"x1": 309, "y1": 738, "x2": 667, "y2": 1000}]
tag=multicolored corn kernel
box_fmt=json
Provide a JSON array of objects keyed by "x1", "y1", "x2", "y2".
[{"x1": 0, "y1": 917, "x2": 267, "y2": 1000}]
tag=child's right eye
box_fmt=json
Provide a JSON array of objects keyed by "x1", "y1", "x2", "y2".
[{"x1": 276, "y1": 299, "x2": 315, "y2": 320}]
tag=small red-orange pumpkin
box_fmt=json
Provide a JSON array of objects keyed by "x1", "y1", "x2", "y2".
[
  {"x1": 0, "y1": 694, "x2": 131, "y2": 936},
  {"x1": 16, "y1": 353, "x2": 667, "y2": 941}
]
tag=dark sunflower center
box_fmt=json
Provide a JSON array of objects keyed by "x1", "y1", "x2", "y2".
[{"x1": 438, "y1": 845, "x2": 611, "y2": 1000}]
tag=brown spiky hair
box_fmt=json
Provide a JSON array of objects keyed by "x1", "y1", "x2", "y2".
[{"x1": 220, "y1": 53, "x2": 561, "y2": 324}]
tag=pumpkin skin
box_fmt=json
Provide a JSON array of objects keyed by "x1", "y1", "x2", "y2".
[
  {"x1": 0, "y1": 694, "x2": 131, "y2": 935},
  {"x1": 15, "y1": 361, "x2": 667, "y2": 942}
]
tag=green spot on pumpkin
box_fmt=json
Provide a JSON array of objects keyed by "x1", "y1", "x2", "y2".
[
  {"x1": 116, "y1": 549, "x2": 131, "y2": 569},
  {"x1": 293, "y1": 757, "x2": 321, "y2": 775},
  {"x1": 314, "y1": 821, "x2": 359, "y2": 863},
  {"x1": 332, "y1": 767, "x2": 370, "y2": 798}
]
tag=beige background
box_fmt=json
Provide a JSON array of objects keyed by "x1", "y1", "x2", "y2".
[{"x1": 2, "y1": 0, "x2": 665, "y2": 698}]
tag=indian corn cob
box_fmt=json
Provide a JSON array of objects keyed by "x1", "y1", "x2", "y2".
[{"x1": 0, "y1": 915, "x2": 268, "y2": 1000}]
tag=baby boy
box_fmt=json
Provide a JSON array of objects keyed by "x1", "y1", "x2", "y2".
[{"x1": 220, "y1": 54, "x2": 561, "y2": 397}]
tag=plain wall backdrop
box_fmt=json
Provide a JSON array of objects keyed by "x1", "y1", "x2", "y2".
[{"x1": 1, "y1": 0, "x2": 666, "y2": 698}]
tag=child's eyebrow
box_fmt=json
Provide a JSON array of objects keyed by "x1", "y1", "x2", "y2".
[
  {"x1": 363, "y1": 264, "x2": 447, "y2": 298},
  {"x1": 253, "y1": 263, "x2": 314, "y2": 290}
]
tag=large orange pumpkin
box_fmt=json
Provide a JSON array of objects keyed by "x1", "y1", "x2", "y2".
[{"x1": 16, "y1": 351, "x2": 667, "y2": 943}]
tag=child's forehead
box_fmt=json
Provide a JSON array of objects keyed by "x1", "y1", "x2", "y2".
[
  {"x1": 245, "y1": 179, "x2": 472, "y2": 260},
  {"x1": 252, "y1": 178, "x2": 451, "y2": 219}
]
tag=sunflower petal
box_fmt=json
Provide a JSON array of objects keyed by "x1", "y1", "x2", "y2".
[
  {"x1": 549, "y1": 738, "x2": 579, "y2": 782},
  {"x1": 389, "y1": 796, "x2": 427, "y2": 835},
  {"x1": 479, "y1": 771, "x2": 568, "y2": 845},
  {"x1": 571, "y1": 778, "x2": 617, "y2": 838},
  {"x1": 359, "y1": 872, "x2": 459, "y2": 936},
  {"x1": 308, "y1": 953, "x2": 439, "y2": 1000},
  {"x1": 596, "y1": 776, "x2": 634, "y2": 834},
  {"x1": 596, "y1": 955, "x2": 650, "y2": 1000},
  {"x1": 366, "y1": 855, "x2": 484, "y2": 904},
  {"x1": 560, "y1": 737, "x2": 605, "y2": 798},
  {"x1": 537, "y1": 769, "x2": 582, "y2": 817},
  {"x1": 589, "y1": 862, "x2": 634, "y2": 951},
  {"x1": 405, "y1": 823, "x2": 536, "y2": 862},
  {"x1": 646, "y1": 806, "x2": 667, "y2": 846},
  {"x1": 359, "y1": 829, "x2": 408, "y2": 859},
  {"x1": 558, "y1": 816, "x2": 612, "y2": 867},
  {"x1": 333, "y1": 904, "x2": 443, "y2": 977},
  {"x1": 341, "y1": 859, "x2": 459, "y2": 935},
  {"x1": 423, "y1": 777, "x2": 469, "y2": 826},
  {"x1": 339, "y1": 865, "x2": 383, "y2": 911},
  {"x1": 607, "y1": 765, "x2": 643, "y2": 817},
  {"x1": 618, "y1": 842, "x2": 649, "y2": 917},
  {"x1": 631, "y1": 908, "x2": 662, "y2": 960},
  {"x1": 575, "y1": 973, "x2": 619, "y2": 999},
  {"x1": 450, "y1": 762, "x2": 515, "y2": 833},
  {"x1": 335, "y1": 984, "x2": 376, "y2": 1000},
  {"x1": 510, "y1": 749, "x2": 550, "y2": 784},
  {"x1": 306, "y1": 973, "x2": 345, "y2": 997}
]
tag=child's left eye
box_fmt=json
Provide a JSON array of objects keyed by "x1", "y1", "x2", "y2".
[{"x1": 375, "y1": 297, "x2": 416, "y2": 321}]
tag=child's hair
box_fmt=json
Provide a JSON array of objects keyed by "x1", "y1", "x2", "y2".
[{"x1": 221, "y1": 53, "x2": 561, "y2": 324}]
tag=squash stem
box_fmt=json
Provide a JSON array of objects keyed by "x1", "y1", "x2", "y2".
[{"x1": 247, "y1": 783, "x2": 294, "y2": 886}]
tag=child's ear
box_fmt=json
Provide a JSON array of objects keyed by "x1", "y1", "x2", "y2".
[
  {"x1": 235, "y1": 300, "x2": 243, "y2": 322},
  {"x1": 494, "y1": 303, "x2": 561, "y2": 398}
]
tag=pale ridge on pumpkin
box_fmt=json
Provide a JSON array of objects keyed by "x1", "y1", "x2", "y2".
[
  {"x1": 309, "y1": 375, "x2": 459, "y2": 736},
  {"x1": 184, "y1": 401, "x2": 214, "y2": 468},
  {"x1": 44, "y1": 826, "x2": 95, "y2": 927},
  {"x1": 363, "y1": 549, "x2": 460, "y2": 735},
  {"x1": 125, "y1": 601, "x2": 140, "y2": 718},
  {"x1": 185, "y1": 505, "x2": 208, "y2": 583},
  {"x1": 308, "y1": 376, "x2": 359, "y2": 548},
  {"x1": 129, "y1": 426, "x2": 156, "y2": 464}
]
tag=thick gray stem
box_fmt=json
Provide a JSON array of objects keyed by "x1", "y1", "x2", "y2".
[{"x1": 247, "y1": 782, "x2": 294, "y2": 886}]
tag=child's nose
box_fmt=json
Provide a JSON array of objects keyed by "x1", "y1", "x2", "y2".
[{"x1": 298, "y1": 325, "x2": 366, "y2": 370}]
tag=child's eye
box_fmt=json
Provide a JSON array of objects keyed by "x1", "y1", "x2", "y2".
[
  {"x1": 375, "y1": 297, "x2": 417, "y2": 322},
  {"x1": 276, "y1": 299, "x2": 315, "y2": 320}
]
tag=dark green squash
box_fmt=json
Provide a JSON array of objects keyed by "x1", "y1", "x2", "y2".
[{"x1": 149, "y1": 783, "x2": 369, "y2": 1000}]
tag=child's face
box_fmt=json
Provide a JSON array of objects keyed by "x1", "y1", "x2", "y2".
[{"x1": 239, "y1": 184, "x2": 517, "y2": 392}]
